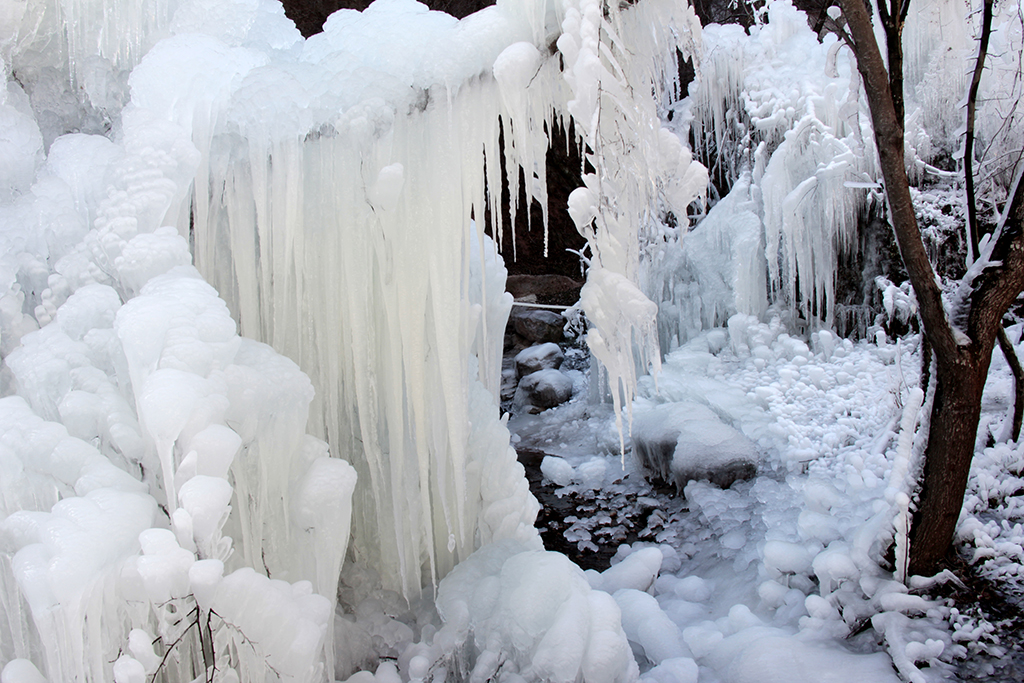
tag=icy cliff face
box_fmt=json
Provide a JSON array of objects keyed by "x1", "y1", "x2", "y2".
[
  {"x1": 1, "y1": 0, "x2": 704, "y2": 679},
  {"x1": 155, "y1": 0, "x2": 703, "y2": 598},
  {"x1": 652, "y1": 0, "x2": 1021, "y2": 347}
]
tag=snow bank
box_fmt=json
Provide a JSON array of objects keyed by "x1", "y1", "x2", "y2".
[
  {"x1": 609, "y1": 321, "x2": 962, "y2": 682},
  {"x1": 435, "y1": 539, "x2": 639, "y2": 683}
]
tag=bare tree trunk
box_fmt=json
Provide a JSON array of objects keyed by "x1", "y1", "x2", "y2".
[
  {"x1": 963, "y1": 0, "x2": 1022, "y2": 443},
  {"x1": 838, "y1": 0, "x2": 1024, "y2": 576},
  {"x1": 910, "y1": 355, "x2": 987, "y2": 572},
  {"x1": 910, "y1": 179, "x2": 1024, "y2": 574}
]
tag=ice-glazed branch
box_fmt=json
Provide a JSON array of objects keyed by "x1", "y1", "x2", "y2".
[{"x1": 997, "y1": 327, "x2": 1024, "y2": 441}]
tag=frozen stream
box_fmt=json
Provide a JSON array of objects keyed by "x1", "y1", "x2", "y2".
[{"x1": 505, "y1": 317, "x2": 1024, "y2": 683}]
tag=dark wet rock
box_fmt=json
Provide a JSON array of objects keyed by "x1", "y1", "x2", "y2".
[
  {"x1": 510, "y1": 308, "x2": 565, "y2": 343},
  {"x1": 515, "y1": 342, "x2": 564, "y2": 379},
  {"x1": 500, "y1": 357, "x2": 518, "y2": 403},
  {"x1": 515, "y1": 448, "x2": 669, "y2": 571},
  {"x1": 513, "y1": 369, "x2": 573, "y2": 412},
  {"x1": 506, "y1": 274, "x2": 583, "y2": 307}
]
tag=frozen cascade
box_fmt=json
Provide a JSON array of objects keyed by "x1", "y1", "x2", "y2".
[
  {"x1": 667, "y1": 0, "x2": 1021, "y2": 343},
  {"x1": 1, "y1": 23, "x2": 356, "y2": 681},
  {"x1": 171, "y1": 0, "x2": 703, "y2": 596},
  {"x1": 2, "y1": 0, "x2": 707, "y2": 679},
  {"x1": 676, "y1": 0, "x2": 876, "y2": 333},
  {"x1": 760, "y1": 113, "x2": 862, "y2": 326},
  {"x1": 641, "y1": 172, "x2": 766, "y2": 354}
]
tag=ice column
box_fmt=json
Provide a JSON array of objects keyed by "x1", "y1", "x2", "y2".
[{"x1": 559, "y1": 0, "x2": 706, "y2": 445}]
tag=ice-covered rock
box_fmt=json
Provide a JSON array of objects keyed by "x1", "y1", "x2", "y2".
[
  {"x1": 435, "y1": 539, "x2": 639, "y2": 683},
  {"x1": 632, "y1": 402, "x2": 758, "y2": 491},
  {"x1": 511, "y1": 308, "x2": 566, "y2": 343},
  {"x1": 541, "y1": 455, "x2": 575, "y2": 487},
  {"x1": 641, "y1": 657, "x2": 699, "y2": 683},
  {"x1": 515, "y1": 342, "x2": 565, "y2": 378},
  {"x1": 514, "y1": 369, "x2": 574, "y2": 412},
  {"x1": 588, "y1": 547, "x2": 663, "y2": 594},
  {"x1": 614, "y1": 588, "x2": 688, "y2": 665}
]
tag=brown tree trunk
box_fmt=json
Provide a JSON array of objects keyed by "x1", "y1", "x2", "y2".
[
  {"x1": 884, "y1": 17, "x2": 905, "y2": 126},
  {"x1": 909, "y1": 356, "x2": 987, "y2": 574},
  {"x1": 839, "y1": 0, "x2": 1024, "y2": 577}
]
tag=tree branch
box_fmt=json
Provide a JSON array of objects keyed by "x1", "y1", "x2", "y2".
[
  {"x1": 965, "y1": 0, "x2": 995, "y2": 259},
  {"x1": 837, "y1": 0, "x2": 958, "y2": 359},
  {"x1": 967, "y1": 170, "x2": 1024, "y2": 346},
  {"x1": 997, "y1": 326, "x2": 1024, "y2": 441}
]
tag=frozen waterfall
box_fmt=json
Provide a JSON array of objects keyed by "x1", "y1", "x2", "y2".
[{"x1": 0, "y1": 0, "x2": 704, "y2": 680}]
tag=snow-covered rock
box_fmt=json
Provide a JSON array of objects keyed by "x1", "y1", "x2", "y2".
[
  {"x1": 515, "y1": 342, "x2": 565, "y2": 378},
  {"x1": 632, "y1": 402, "x2": 758, "y2": 491},
  {"x1": 511, "y1": 308, "x2": 566, "y2": 343},
  {"x1": 435, "y1": 539, "x2": 639, "y2": 683},
  {"x1": 514, "y1": 368, "x2": 574, "y2": 412}
]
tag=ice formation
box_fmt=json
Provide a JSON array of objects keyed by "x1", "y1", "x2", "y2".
[
  {"x1": 434, "y1": 539, "x2": 639, "y2": 683},
  {"x1": 1, "y1": 0, "x2": 708, "y2": 679},
  {"x1": 647, "y1": 0, "x2": 1022, "y2": 347},
  {"x1": 166, "y1": 0, "x2": 703, "y2": 598},
  {"x1": 4, "y1": 0, "x2": 1017, "y2": 680}
]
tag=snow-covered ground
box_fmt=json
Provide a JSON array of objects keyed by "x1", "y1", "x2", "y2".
[{"x1": 511, "y1": 317, "x2": 1024, "y2": 683}]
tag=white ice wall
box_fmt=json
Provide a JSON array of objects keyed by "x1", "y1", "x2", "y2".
[
  {"x1": 168, "y1": 0, "x2": 703, "y2": 597},
  {"x1": 1, "y1": 0, "x2": 706, "y2": 678}
]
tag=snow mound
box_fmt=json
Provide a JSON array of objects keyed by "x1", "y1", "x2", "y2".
[
  {"x1": 632, "y1": 402, "x2": 758, "y2": 491},
  {"x1": 435, "y1": 539, "x2": 639, "y2": 683}
]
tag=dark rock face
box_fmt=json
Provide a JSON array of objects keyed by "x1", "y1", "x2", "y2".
[
  {"x1": 489, "y1": 121, "x2": 589, "y2": 281},
  {"x1": 673, "y1": 456, "x2": 757, "y2": 491},
  {"x1": 281, "y1": 0, "x2": 495, "y2": 38},
  {"x1": 513, "y1": 369, "x2": 573, "y2": 411},
  {"x1": 510, "y1": 308, "x2": 565, "y2": 344},
  {"x1": 514, "y1": 342, "x2": 564, "y2": 379},
  {"x1": 505, "y1": 274, "x2": 583, "y2": 307}
]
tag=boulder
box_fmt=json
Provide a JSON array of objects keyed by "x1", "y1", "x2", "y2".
[
  {"x1": 506, "y1": 274, "x2": 583, "y2": 307},
  {"x1": 510, "y1": 308, "x2": 565, "y2": 343},
  {"x1": 632, "y1": 402, "x2": 757, "y2": 492},
  {"x1": 514, "y1": 369, "x2": 573, "y2": 412},
  {"x1": 514, "y1": 342, "x2": 564, "y2": 379}
]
